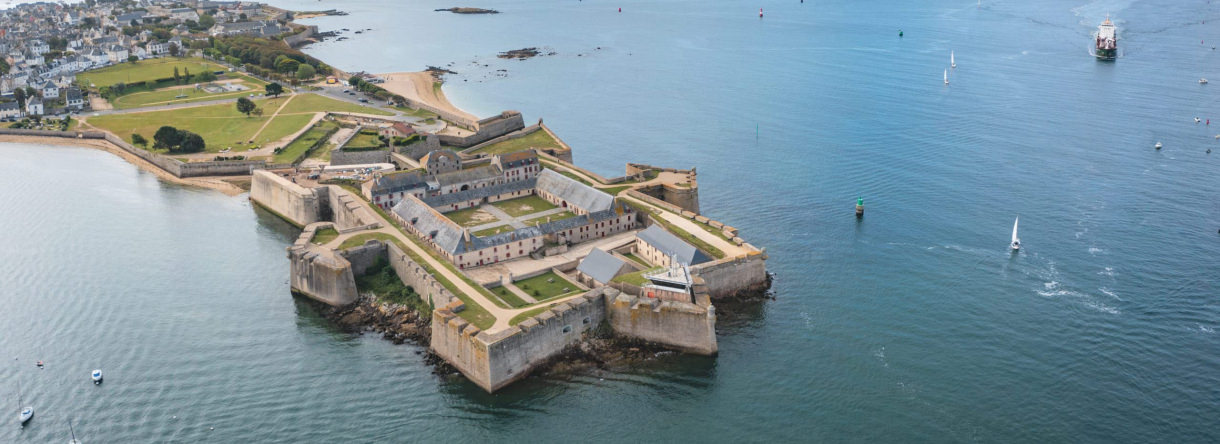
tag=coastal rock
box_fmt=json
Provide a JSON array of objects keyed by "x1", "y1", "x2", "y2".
[{"x1": 498, "y1": 48, "x2": 544, "y2": 60}]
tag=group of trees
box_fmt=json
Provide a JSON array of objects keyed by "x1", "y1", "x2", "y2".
[
  {"x1": 235, "y1": 97, "x2": 263, "y2": 117},
  {"x1": 152, "y1": 126, "x2": 206, "y2": 153},
  {"x1": 205, "y1": 36, "x2": 333, "y2": 83}
]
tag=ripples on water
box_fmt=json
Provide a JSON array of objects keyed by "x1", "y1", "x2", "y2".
[{"x1": 2, "y1": 0, "x2": 1220, "y2": 441}]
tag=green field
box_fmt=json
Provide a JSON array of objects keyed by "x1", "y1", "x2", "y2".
[
  {"x1": 282, "y1": 93, "x2": 393, "y2": 116},
  {"x1": 78, "y1": 57, "x2": 223, "y2": 87},
  {"x1": 444, "y1": 206, "x2": 498, "y2": 227},
  {"x1": 274, "y1": 120, "x2": 338, "y2": 164},
  {"x1": 471, "y1": 128, "x2": 561, "y2": 155},
  {"x1": 111, "y1": 80, "x2": 261, "y2": 109},
  {"x1": 514, "y1": 271, "x2": 580, "y2": 301},
  {"x1": 491, "y1": 195, "x2": 556, "y2": 217},
  {"x1": 523, "y1": 211, "x2": 577, "y2": 226},
  {"x1": 342, "y1": 130, "x2": 384, "y2": 149},
  {"x1": 311, "y1": 227, "x2": 339, "y2": 245},
  {"x1": 89, "y1": 97, "x2": 305, "y2": 152},
  {"x1": 621, "y1": 252, "x2": 652, "y2": 267},
  {"x1": 599, "y1": 185, "x2": 634, "y2": 195},
  {"x1": 473, "y1": 224, "x2": 513, "y2": 237},
  {"x1": 611, "y1": 267, "x2": 664, "y2": 286},
  {"x1": 491, "y1": 286, "x2": 529, "y2": 308}
]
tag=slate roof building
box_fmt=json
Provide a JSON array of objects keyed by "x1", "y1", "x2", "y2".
[
  {"x1": 635, "y1": 225, "x2": 711, "y2": 268},
  {"x1": 576, "y1": 248, "x2": 632, "y2": 286}
]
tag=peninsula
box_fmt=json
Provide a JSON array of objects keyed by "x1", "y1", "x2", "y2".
[{"x1": 0, "y1": 0, "x2": 770, "y2": 393}]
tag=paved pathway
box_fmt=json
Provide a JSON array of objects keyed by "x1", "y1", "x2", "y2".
[
  {"x1": 621, "y1": 195, "x2": 748, "y2": 258},
  {"x1": 480, "y1": 204, "x2": 527, "y2": 229}
]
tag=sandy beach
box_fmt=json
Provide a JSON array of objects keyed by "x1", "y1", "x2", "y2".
[
  {"x1": 0, "y1": 135, "x2": 247, "y2": 196},
  {"x1": 377, "y1": 71, "x2": 478, "y2": 123}
]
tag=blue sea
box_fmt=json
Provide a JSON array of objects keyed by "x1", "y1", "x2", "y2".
[{"x1": 2, "y1": 0, "x2": 1218, "y2": 441}]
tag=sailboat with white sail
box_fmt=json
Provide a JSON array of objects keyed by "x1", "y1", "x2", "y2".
[
  {"x1": 1010, "y1": 217, "x2": 1021, "y2": 251},
  {"x1": 944, "y1": 69, "x2": 949, "y2": 84},
  {"x1": 951, "y1": 51, "x2": 956, "y2": 68}
]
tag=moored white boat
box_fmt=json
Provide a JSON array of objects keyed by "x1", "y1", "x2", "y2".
[{"x1": 91, "y1": 369, "x2": 103, "y2": 384}]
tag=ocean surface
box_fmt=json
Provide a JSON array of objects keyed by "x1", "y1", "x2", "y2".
[{"x1": 3, "y1": 0, "x2": 1220, "y2": 441}]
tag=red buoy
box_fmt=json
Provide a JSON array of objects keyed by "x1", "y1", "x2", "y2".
[{"x1": 759, "y1": 8, "x2": 764, "y2": 17}]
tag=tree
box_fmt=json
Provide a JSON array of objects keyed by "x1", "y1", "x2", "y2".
[
  {"x1": 236, "y1": 97, "x2": 256, "y2": 116},
  {"x1": 296, "y1": 64, "x2": 315, "y2": 80},
  {"x1": 183, "y1": 67, "x2": 191, "y2": 83},
  {"x1": 154, "y1": 126, "x2": 183, "y2": 149},
  {"x1": 195, "y1": 70, "x2": 216, "y2": 82},
  {"x1": 168, "y1": 43, "x2": 179, "y2": 57},
  {"x1": 265, "y1": 82, "x2": 283, "y2": 97},
  {"x1": 178, "y1": 131, "x2": 205, "y2": 153},
  {"x1": 239, "y1": 13, "x2": 248, "y2": 21},
  {"x1": 13, "y1": 88, "x2": 25, "y2": 108},
  {"x1": 131, "y1": 133, "x2": 147, "y2": 146},
  {"x1": 127, "y1": 55, "x2": 138, "y2": 63},
  {"x1": 173, "y1": 67, "x2": 180, "y2": 83},
  {"x1": 198, "y1": 14, "x2": 215, "y2": 29}
]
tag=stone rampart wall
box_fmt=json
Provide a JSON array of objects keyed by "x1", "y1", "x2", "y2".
[
  {"x1": 430, "y1": 309, "x2": 491, "y2": 389},
  {"x1": 605, "y1": 291, "x2": 717, "y2": 355},
  {"x1": 250, "y1": 170, "x2": 321, "y2": 227},
  {"x1": 483, "y1": 291, "x2": 607, "y2": 391},
  {"x1": 339, "y1": 241, "x2": 385, "y2": 277},
  {"x1": 460, "y1": 124, "x2": 541, "y2": 156},
  {"x1": 691, "y1": 253, "x2": 768, "y2": 299},
  {"x1": 438, "y1": 111, "x2": 524, "y2": 147},
  {"x1": 283, "y1": 25, "x2": 317, "y2": 47},
  {"x1": 330, "y1": 149, "x2": 391, "y2": 166},
  {"x1": 398, "y1": 134, "x2": 442, "y2": 160},
  {"x1": 323, "y1": 185, "x2": 381, "y2": 230},
  {"x1": 288, "y1": 223, "x2": 358, "y2": 307},
  {"x1": 537, "y1": 123, "x2": 574, "y2": 163},
  {"x1": 386, "y1": 241, "x2": 458, "y2": 309}
]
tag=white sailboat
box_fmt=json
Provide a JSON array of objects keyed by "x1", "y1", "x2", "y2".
[
  {"x1": 17, "y1": 381, "x2": 33, "y2": 426},
  {"x1": 944, "y1": 69, "x2": 949, "y2": 84},
  {"x1": 1010, "y1": 217, "x2": 1021, "y2": 251},
  {"x1": 951, "y1": 50, "x2": 956, "y2": 68},
  {"x1": 69, "y1": 419, "x2": 81, "y2": 444}
]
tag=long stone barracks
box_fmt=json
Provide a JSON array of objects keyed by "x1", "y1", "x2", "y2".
[{"x1": 252, "y1": 113, "x2": 770, "y2": 393}]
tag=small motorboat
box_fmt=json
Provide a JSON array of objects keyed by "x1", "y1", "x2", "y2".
[
  {"x1": 91, "y1": 369, "x2": 103, "y2": 385},
  {"x1": 1155, "y1": 141, "x2": 1162, "y2": 150},
  {"x1": 1201, "y1": 78, "x2": 1209, "y2": 84},
  {"x1": 1195, "y1": 117, "x2": 1202, "y2": 123},
  {"x1": 36, "y1": 360, "x2": 44, "y2": 369}
]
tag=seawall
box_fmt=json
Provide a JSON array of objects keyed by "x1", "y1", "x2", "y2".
[
  {"x1": 692, "y1": 253, "x2": 769, "y2": 299},
  {"x1": 288, "y1": 223, "x2": 359, "y2": 306},
  {"x1": 604, "y1": 292, "x2": 717, "y2": 355},
  {"x1": 250, "y1": 170, "x2": 321, "y2": 228}
]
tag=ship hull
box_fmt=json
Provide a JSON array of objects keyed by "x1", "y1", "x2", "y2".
[{"x1": 1095, "y1": 48, "x2": 1116, "y2": 60}]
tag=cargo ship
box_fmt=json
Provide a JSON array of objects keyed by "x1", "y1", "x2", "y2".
[{"x1": 1094, "y1": 16, "x2": 1117, "y2": 60}]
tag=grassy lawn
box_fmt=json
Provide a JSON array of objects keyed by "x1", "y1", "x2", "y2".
[
  {"x1": 473, "y1": 224, "x2": 513, "y2": 237},
  {"x1": 491, "y1": 286, "x2": 530, "y2": 308},
  {"x1": 311, "y1": 227, "x2": 339, "y2": 245},
  {"x1": 336, "y1": 232, "x2": 496, "y2": 329},
  {"x1": 510, "y1": 303, "x2": 558, "y2": 326},
  {"x1": 621, "y1": 252, "x2": 652, "y2": 267},
  {"x1": 280, "y1": 93, "x2": 393, "y2": 117},
  {"x1": 355, "y1": 257, "x2": 430, "y2": 313},
  {"x1": 490, "y1": 195, "x2": 556, "y2": 217},
  {"x1": 342, "y1": 130, "x2": 384, "y2": 150},
  {"x1": 274, "y1": 120, "x2": 338, "y2": 164},
  {"x1": 612, "y1": 267, "x2": 664, "y2": 286},
  {"x1": 444, "y1": 206, "x2": 499, "y2": 227},
  {"x1": 558, "y1": 170, "x2": 593, "y2": 186},
  {"x1": 111, "y1": 80, "x2": 261, "y2": 109},
  {"x1": 88, "y1": 97, "x2": 312, "y2": 152},
  {"x1": 599, "y1": 185, "x2": 634, "y2": 195},
  {"x1": 514, "y1": 271, "x2": 580, "y2": 301},
  {"x1": 77, "y1": 57, "x2": 223, "y2": 87},
  {"x1": 472, "y1": 128, "x2": 561, "y2": 155},
  {"x1": 522, "y1": 211, "x2": 577, "y2": 226},
  {"x1": 394, "y1": 106, "x2": 438, "y2": 119}
]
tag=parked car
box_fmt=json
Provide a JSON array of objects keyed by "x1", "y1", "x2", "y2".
[{"x1": 359, "y1": 98, "x2": 368, "y2": 103}]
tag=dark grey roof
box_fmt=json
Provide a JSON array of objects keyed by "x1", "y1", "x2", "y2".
[
  {"x1": 0, "y1": 102, "x2": 19, "y2": 111},
  {"x1": 370, "y1": 171, "x2": 426, "y2": 195},
  {"x1": 432, "y1": 165, "x2": 499, "y2": 187},
  {"x1": 577, "y1": 248, "x2": 627, "y2": 284},
  {"x1": 637, "y1": 225, "x2": 710, "y2": 266},
  {"x1": 536, "y1": 169, "x2": 612, "y2": 212},
  {"x1": 421, "y1": 177, "x2": 534, "y2": 208},
  {"x1": 392, "y1": 198, "x2": 467, "y2": 254}
]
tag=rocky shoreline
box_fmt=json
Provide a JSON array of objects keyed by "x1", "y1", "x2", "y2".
[
  {"x1": 498, "y1": 47, "x2": 556, "y2": 60},
  {"x1": 311, "y1": 292, "x2": 739, "y2": 383}
]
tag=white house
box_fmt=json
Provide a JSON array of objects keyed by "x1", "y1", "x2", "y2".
[
  {"x1": 41, "y1": 83, "x2": 59, "y2": 99},
  {"x1": 147, "y1": 41, "x2": 168, "y2": 56},
  {"x1": 65, "y1": 89, "x2": 84, "y2": 110},
  {"x1": 0, "y1": 101, "x2": 23, "y2": 119},
  {"x1": 26, "y1": 98, "x2": 43, "y2": 116}
]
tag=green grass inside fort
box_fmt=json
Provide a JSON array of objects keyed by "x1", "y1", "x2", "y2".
[
  {"x1": 77, "y1": 57, "x2": 223, "y2": 87},
  {"x1": 338, "y1": 232, "x2": 495, "y2": 329},
  {"x1": 472, "y1": 128, "x2": 562, "y2": 155},
  {"x1": 621, "y1": 252, "x2": 651, "y2": 267},
  {"x1": 515, "y1": 271, "x2": 580, "y2": 301},
  {"x1": 510, "y1": 303, "x2": 558, "y2": 326},
  {"x1": 280, "y1": 93, "x2": 392, "y2": 117},
  {"x1": 612, "y1": 267, "x2": 664, "y2": 286},
  {"x1": 274, "y1": 120, "x2": 339, "y2": 164},
  {"x1": 355, "y1": 257, "x2": 431, "y2": 312},
  {"x1": 522, "y1": 211, "x2": 576, "y2": 226},
  {"x1": 491, "y1": 195, "x2": 556, "y2": 217},
  {"x1": 311, "y1": 227, "x2": 339, "y2": 245},
  {"x1": 473, "y1": 225, "x2": 512, "y2": 237},
  {"x1": 342, "y1": 130, "x2": 383, "y2": 150},
  {"x1": 492, "y1": 286, "x2": 529, "y2": 308},
  {"x1": 444, "y1": 207, "x2": 497, "y2": 227}
]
